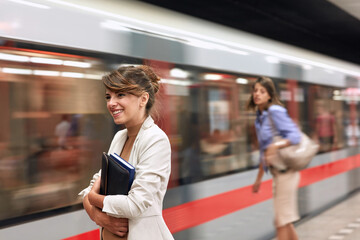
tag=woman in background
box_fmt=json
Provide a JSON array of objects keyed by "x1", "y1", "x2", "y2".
[
  {"x1": 247, "y1": 76, "x2": 301, "y2": 240},
  {"x1": 79, "y1": 65, "x2": 174, "y2": 240}
]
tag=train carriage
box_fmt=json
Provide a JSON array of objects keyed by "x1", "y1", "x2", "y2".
[{"x1": 0, "y1": 0, "x2": 360, "y2": 239}]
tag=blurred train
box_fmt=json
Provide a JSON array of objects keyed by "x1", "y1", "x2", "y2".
[{"x1": 0, "y1": 0, "x2": 360, "y2": 239}]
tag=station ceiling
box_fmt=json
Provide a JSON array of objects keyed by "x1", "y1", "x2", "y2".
[{"x1": 139, "y1": 0, "x2": 360, "y2": 66}]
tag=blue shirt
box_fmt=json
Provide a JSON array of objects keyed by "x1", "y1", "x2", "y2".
[{"x1": 255, "y1": 105, "x2": 301, "y2": 169}]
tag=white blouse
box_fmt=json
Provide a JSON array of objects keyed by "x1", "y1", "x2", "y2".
[{"x1": 79, "y1": 116, "x2": 174, "y2": 240}]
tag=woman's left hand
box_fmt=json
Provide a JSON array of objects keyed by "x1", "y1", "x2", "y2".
[
  {"x1": 91, "y1": 178, "x2": 101, "y2": 194},
  {"x1": 88, "y1": 178, "x2": 104, "y2": 208}
]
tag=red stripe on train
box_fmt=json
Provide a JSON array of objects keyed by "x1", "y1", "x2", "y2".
[
  {"x1": 163, "y1": 154, "x2": 360, "y2": 233},
  {"x1": 163, "y1": 180, "x2": 273, "y2": 233},
  {"x1": 299, "y1": 154, "x2": 360, "y2": 187},
  {"x1": 63, "y1": 155, "x2": 360, "y2": 239},
  {"x1": 63, "y1": 229, "x2": 100, "y2": 240}
]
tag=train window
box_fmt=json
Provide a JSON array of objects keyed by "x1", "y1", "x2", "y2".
[
  {"x1": 0, "y1": 40, "x2": 124, "y2": 222},
  {"x1": 167, "y1": 70, "x2": 259, "y2": 185},
  {"x1": 277, "y1": 81, "x2": 348, "y2": 153},
  {"x1": 310, "y1": 85, "x2": 349, "y2": 152}
]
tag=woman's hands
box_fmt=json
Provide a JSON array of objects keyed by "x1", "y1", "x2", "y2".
[
  {"x1": 252, "y1": 179, "x2": 261, "y2": 193},
  {"x1": 88, "y1": 178, "x2": 104, "y2": 209},
  {"x1": 92, "y1": 176, "x2": 101, "y2": 194},
  {"x1": 252, "y1": 162, "x2": 264, "y2": 193},
  {"x1": 84, "y1": 178, "x2": 129, "y2": 237},
  {"x1": 92, "y1": 207, "x2": 129, "y2": 237}
]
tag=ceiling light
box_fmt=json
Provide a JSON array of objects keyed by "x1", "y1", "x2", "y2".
[
  {"x1": 204, "y1": 74, "x2": 222, "y2": 80},
  {"x1": 63, "y1": 60, "x2": 91, "y2": 68},
  {"x1": 85, "y1": 74, "x2": 102, "y2": 80},
  {"x1": 170, "y1": 68, "x2": 189, "y2": 78},
  {"x1": 0, "y1": 53, "x2": 29, "y2": 62},
  {"x1": 236, "y1": 78, "x2": 248, "y2": 84},
  {"x1": 160, "y1": 78, "x2": 192, "y2": 86},
  {"x1": 61, "y1": 72, "x2": 84, "y2": 78},
  {"x1": 33, "y1": 70, "x2": 60, "y2": 76},
  {"x1": 2, "y1": 67, "x2": 32, "y2": 75},
  {"x1": 30, "y1": 57, "x2": 63, "y2": 65}
]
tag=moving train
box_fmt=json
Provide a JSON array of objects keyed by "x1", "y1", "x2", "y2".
[{"x1": 0, "y1": 0, "x2": 360, "y2": 239}]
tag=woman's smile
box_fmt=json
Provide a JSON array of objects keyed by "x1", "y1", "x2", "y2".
[{"x1": 112, "y1": 109, "x2": 123, "y2": 118}]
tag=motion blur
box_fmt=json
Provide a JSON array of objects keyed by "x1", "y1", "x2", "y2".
[{"x1": 0, "y1": 0, "x2": 359, "y2": 239}]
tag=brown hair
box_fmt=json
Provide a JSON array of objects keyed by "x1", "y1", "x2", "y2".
[
  {"x1": 246, "y1": 76, "x2": 283, "y2": 111},
  {"x1": 102, "y1": 65, "x2": 161, "y2": 115}
]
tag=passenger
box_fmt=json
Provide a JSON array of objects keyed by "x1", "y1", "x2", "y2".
[
  {"x1": 315, "y1": 103, "x2": 337, "y2": 152},
  {"x1": 79, "y1": 65, "x2": 174, "y2": 240},
  {"x1": 55, "y1": 114, "x2": 71, "y2": 149},
  {"x1": 247, "y1": 77, "x2": 301, "y2": 240}
]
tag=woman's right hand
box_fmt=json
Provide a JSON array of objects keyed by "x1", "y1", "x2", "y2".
[
  {"x1": 92, "y1": 205, "x2": 129, "y2": 237},
  {"x1": 252, "y1": 180, "x2": 261, "y2": 193}
]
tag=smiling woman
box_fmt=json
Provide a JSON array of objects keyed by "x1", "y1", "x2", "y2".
[
  {"x1": 79, "y1": 65, "x2": 174, "y2": 240},
  {"x1": 102, "y1": 66, "x2": 160, "y2": 126},
  {"x1": 105, "y1": 91, "x2": 146, "y2": 126}
]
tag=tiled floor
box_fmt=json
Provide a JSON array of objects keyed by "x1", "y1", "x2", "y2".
[{"x1": 295, "y1": 191, "x2": 360, "y2": 240}]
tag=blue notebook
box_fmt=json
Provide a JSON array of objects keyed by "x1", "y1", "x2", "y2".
[{"x1": 110, "y1": 153, "x2": 135, "y2": 191}]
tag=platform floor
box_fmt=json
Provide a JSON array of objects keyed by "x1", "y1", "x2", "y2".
[{"x1": 293, "y1": 190, "x2": 360, "y2": 240}]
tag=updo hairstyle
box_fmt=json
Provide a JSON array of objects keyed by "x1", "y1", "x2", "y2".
[{"x1": 102, "y1": 65, "x2": 161, "y2": 114}]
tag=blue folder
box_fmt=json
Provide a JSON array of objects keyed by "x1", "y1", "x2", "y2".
[{"x1": 110, "y1": 153, "x2": 135, "y2": 191}]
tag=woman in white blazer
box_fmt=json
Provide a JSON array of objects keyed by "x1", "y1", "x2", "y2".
[{"x1": 79, "y1": 65, "x2": 174, "y2": 240}]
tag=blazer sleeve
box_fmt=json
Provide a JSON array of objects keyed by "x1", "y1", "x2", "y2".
[
  {"x1": 269, "y1": 105, "x2": 301, "y2": 145},
  {"x1": 78, "y1": 169, "x2": 101, "y2": 199},
  {"x1": 102, "y1": 129, "x2": 171, "y2": 219}
]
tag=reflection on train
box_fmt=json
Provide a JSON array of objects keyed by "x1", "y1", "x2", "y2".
[
  {"x1": 0, "y1": 39, "x2": 357, "y2": 227},
  {"x1": 0, "y1": 0, "x2": 359, "y2": 239},
  {"x1": 0, "y1": 45, "x2": 109, "y2": 221}
]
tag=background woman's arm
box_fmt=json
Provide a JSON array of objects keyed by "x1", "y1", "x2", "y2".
[
  {"x1": 270, "y1": 106, "x2": 300, "y2": 144},
  {"x1": 253, "y1": 162, "x2": 265, "y2": 193}
]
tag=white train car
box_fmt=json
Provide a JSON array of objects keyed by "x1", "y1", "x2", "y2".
[{"x1": 0, "y1": 0, "x2": 359, "y2": 239}]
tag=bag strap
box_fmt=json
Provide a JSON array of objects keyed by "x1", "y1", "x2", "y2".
[
  {"x1": 267, "y1": 110, "x2": 280, "y2": 139},
  {"x1": 267, "y1": 109, "x2": 290, "y2": 172}
]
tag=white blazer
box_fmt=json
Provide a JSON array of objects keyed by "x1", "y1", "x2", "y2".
[{"x1": 79, "y1": 116, "x2": 174, "y2": 240}]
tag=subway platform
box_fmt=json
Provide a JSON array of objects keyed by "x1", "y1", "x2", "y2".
[{"x1": 293, "y1": 190, "x2": 360, "y2": 240}]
